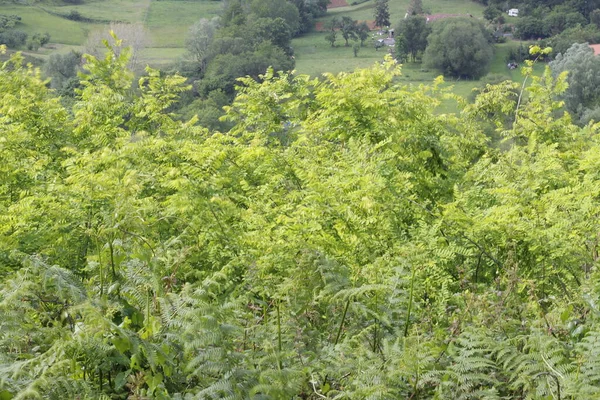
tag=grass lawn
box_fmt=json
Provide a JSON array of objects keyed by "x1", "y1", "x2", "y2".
[
  {"x1": 293, "y1": 32, "x2": 384, "y2": 77},
  {"x1": 321, "y1": 0, "x2": 485, "y2": 27},
  {"x1": 145, "y1": 0, "x2": 222, "y2": 47},
  {"x1": 2, "y1": 0, "x2": 222, "y2": 49},
  {"x1": 139, "y1": 46, "x2": 186, "y2": 67},
  {"x1": 0, "y1": 5, "x2": 99, "y2": 45},
  {"x1": 47, "y1": 0, "x2": 151, "y2": 24}
]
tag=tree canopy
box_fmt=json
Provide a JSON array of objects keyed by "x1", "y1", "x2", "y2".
[
  {"x1": 374, "y1": 0, "x2": 390, "y2": 29},
  {"x1": 550, "y1": 42, "x2": 600, "y2": 124},
  {"x1": 424, "y1": 17, "x2": 494, "y2": 78},
  {"x1": 394, "y1": 15, "x2": 430, "y2": 62}
]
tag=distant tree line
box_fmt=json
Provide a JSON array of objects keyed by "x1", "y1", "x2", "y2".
[{"x1": 324, "y1": 16, "x2": 370, "y2": 48}]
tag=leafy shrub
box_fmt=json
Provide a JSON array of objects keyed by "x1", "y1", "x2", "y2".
[
  {"x1": 0, "y1": 14, "x2": 21, "y2": 32},
  {"x1": 0, "y1": 29, "x2": 27, "y2": 48},
  {"x1": 66, "y1": 10, "x2": 82, "y2": 21}
]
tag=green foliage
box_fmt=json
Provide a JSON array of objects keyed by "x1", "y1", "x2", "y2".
[
  {"x1": 43, "y1": 50, "x2": 82, "y2": 91},
  {"x1": 550, "y1": 42, "x2": 600, "y2": 124},
  {"x1": 0, "y1": 15, "x2": 21, "y2": 33},
  {"x1": 395, "y1": 33, "x2": 408, "y2": 62},
  {"x1": 395, "y1": 15, "x2": 430, "y2": 62},
  {"x1": 185, "y1": 17, "x2": 219, "y2": 73},
  {"x1": 424, "y1": 17, "x2": 494, "y2": 78},
  {"x1": 250, "y1": 0, "x2": 300, "y2": 36},
  {"x1": 0, "y1": 14, "x2": 26, "y2": 49},
  {"x1": 483, "y1": 6, "x2": 503, "y2": 23},
  {"x1": 356, "y1": 21, "x2": 370, "y2": 46},
  {"x1": 0, "y1": 30, "x2": 27, "y2": 49},
  {"x1": 324, "y1": 30, "x2": 337, "y2": 47},
  {"x1": 516, "y1": 16, "x2": 550, "y2": 40},
  {"x1": 548, "y1": 23, "x2": 600, "y2": 57},
  {"x1": 408, "y1": 0, "x2": 423, "y2": 15},
  {"x1": 374, "y1": 0, "x2": 390, "y2": 29},
  {"x1": 5, "y1": 34, "x2": 600, "y2": 399},
  {"x1": 339, "y1": 16, "x2": 357, "y2": 47}
]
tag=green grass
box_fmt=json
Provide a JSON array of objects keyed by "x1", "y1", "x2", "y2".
[
  {"x1": 2, "y1": 0, "x2": 221, "y2": 48},
  {"x1": 293, "y1": 32, "x2": 384, "y2": 77},
  {"x1": 48, "y1": 0, "x2": 151, "y2": 24},
  {"x1": 145, "y1": 0, "x2": 222, "y2": 47},
  {"x1": 139, "y1": 46, "x2": 185, "y2": 67},
  {"x1": 0, "y1": 5, "x2": 99, "y2": 45},
  {"x1": 321, "y1": 0, "x2": 485, "y2": 26}
]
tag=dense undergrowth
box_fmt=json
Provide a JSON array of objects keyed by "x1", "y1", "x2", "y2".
[{"x1": 2, "y1": 41, "x2": 600, "y2": 399}]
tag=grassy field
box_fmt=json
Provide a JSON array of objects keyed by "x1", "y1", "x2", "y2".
[
  {"x1": 291, "y1": 0, "x2": 498, "y2": 113},
  {"x1": 293, "y1": 31, "x2": 384, "y2": 76},
  {"x1": 46, "y1": 0, "x2": 151, "y2": 23},
  {"x1": 145, "y1": 0, "x2": 222, "y2": 47},
  {"x1": 292, "y1": 25, "x2": 546, "y2": 112},
  {"x1": 322, "y1": 0, "x2": 485, "y2": 26},
  {"x1": 2, "y1": 0, "x2": 487, "y2": 56},
  {"x1": 2, "y1": 0, "x2": 222, "y2": 58},
  {"x1": 140, "y1": 46, "x2": 186, "y2": 67},
  {"x1": 0, "y1": 5, "x2": 99, "y2": 45}
]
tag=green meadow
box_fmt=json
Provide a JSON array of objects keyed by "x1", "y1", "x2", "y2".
[
  {"x1": 2, "y1": 0, "x2": 223, "y2": 61},
  {"x1": 321, "y1": 0, "x2": 485, "y2": 26},
  {"x1": 0, "y1": 5, "x2": 97, "y2": 45},
  {"x1": 145, "y1": 0, "x2": 222, "y2": 47}
]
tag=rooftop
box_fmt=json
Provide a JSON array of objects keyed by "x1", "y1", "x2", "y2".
[{"x1": 590, "y1": 44, "x2": 600, "y2": 56}]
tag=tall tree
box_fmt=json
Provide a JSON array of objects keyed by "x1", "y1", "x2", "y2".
[
  {"x1": 394, "y1": 32, "x2": 408, "y2": 62},
  {"x1": 550, "y1": 42, "x2": 600, "y2": 124},
  {"x1": 43, "y1": 51, "x2": 81, "y2": 90},
  {"x1": 185, "y1": 17, "x2": 219, "y2": 73},
  {"x1": 339, "y1": 16, "x2": 358, "y2": 46},
  {"x1": 325, "y1": 16, "x2": 339, "y2": 47},
  {"x1": 395, "y1": 15, "x2": 430, "y2": 61},
  {"x1": 356, "y1": 21, "x2": 370, "y2": 46},
  {"x1": 85, "y1": 23, "x2": 149, "y2": 70},
  {"x1": 374, "y1": 0, "x2": 390, "y2": 29},
  {"x1": 423, "y1": 17, "x2": 494, "y2": 78},
  {"x1": 250, "y1": 0, "x2": 301, "y2": 36},
  {"x1": 408, "y1": 0, "x2": 423, "y2": 15}
]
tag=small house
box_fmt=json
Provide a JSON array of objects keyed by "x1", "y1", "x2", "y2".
[
  {"x1": 590, "y1": 44, "x2": 600, "y2": 56},
  {"x1": 508, "y1": 9, "x2": 519, "y2": 17}
]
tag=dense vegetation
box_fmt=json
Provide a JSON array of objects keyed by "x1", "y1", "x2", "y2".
[
  {"x1": 424, "y1": 18, "x2": 494, "y2": 78},
  {"x1": 3, "y1": 37, "x2": 600, "y2": 399},
  {"x1": 481, "y1": 0, "x2": 600, "y2": 41},
  {"x1": 0, "y1": 14, "x2": 27, "y2": 49}
]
